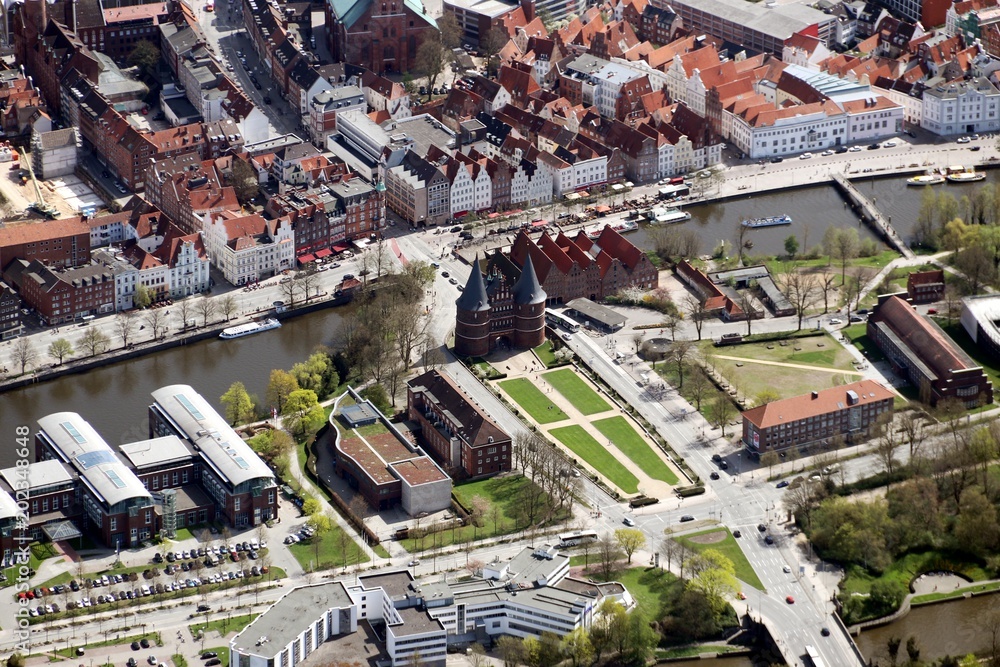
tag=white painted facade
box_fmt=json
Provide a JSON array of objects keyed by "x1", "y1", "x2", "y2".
[{"x1": 922, "y1": 78, "x2": 1000, "y2": 136}]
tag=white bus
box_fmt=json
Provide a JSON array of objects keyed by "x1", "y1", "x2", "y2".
[
  {"x1": 557, "y1": 530, "x2": 598, "y2": 547},
  {"x1": 805, "y1": 645, "x2": 826, "y2": 667},
  {"x1": 545, "y1": 309, "x2": 581, "y2": 333}
]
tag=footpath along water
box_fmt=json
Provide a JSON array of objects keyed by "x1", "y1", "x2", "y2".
[{"x1": 0, "y1": 307, "x2": 346, "y2": 466}]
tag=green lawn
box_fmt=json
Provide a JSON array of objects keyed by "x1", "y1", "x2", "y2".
[
  {"x1": 533, "y1": 341, "x2": 558, "y2": 368},
  {"x1": 674, "y1": 528, "x2": 764, "y2": 591},
  {"x1": 610, "y1": 567, "x2": 684, "y2": 618},
  {"x1": 549, "y1": 425, "x2": 639, "y2": 494},
  {"x1": 499, "y1": 378, "x2": 569, "y2": 423},
  {"x1": 401, "y1": 474, "x2": 567, "y2": 552},
  {"x1": 937, "y1": 320, "x2": 1000, "y2": 392},
  {"x1": 354, "y1": 421, "x2": 390, "y2": 438},
  {"x1": 2, "y1": 541, "x2": 59, "y2": 588},
  {"x1": 190, "y1": 613, "x2": 259, "y2": 639},
  {"x1": 287, "y1": 524, "x2": 369, "y2": 572},
  {"x1": 202, "y1": 647, "x2": 230, "y2": 667},
  {"x1": 55, "y1": 632, "x2": 163, "y2": 657},
  {"x1": 543, "y1": 369, "x2": 611, "y2": 415},
  {"x1": 592, "y1": 416, "x2": 678, "y2": 485}
]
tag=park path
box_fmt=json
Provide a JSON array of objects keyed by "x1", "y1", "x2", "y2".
[
  {"x1": 496, "y1": 352, "x2": 677, "y2": 498},
  {"x1": 712, "y1": 355, "x2": 864, "y2": 375}
]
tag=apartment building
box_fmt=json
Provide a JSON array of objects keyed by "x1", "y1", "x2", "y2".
[
  {"x1": 0, "y1": 217, "x2": 91, "y2": 271},
  {"x1": 922, "y1": 77, "x2": 1000, "y2": 135},
  {"x1": 3, "y1": 260, "x2": 115, "y2": 325},
  {"x1": 203, "y1": 212, "x2": 295, "y2": 286}
]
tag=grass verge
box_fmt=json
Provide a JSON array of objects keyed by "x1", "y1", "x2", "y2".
[
  {"x1": 673, "y1": 528, "x2": 764, "y2": 591},
  {"x1": 549, "y1": 425, "x2": 639, "y2": 494},
  {"x1": 499, "y1": 378, "x2": 569, "y2": 423},
  {"x1": 592, "y1": 416, "x2": 678, "y2": 485},
  {"x1": 189, "y1": 613, "x2": 259, "y2": 639},
  {"x1": 543, "y1": 369, "x2": 611, "y2": 415},
  {"x1": 287, "y1": 525, "x2": 369, "y2": 572}
]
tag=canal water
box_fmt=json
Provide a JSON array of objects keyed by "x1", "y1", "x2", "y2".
[{"x1": 0, "y1": 307, "x2": 345, "y2": 460}]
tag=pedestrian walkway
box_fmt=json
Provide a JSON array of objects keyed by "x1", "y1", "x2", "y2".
[
  {"x1": 832, "y1": 174, "x2": 915, "y2": 260},
  {"x1": 712, "y1": 355, "x2": 864, "y2": 375}
]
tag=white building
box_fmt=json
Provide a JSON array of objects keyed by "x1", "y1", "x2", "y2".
[
  {"x1": 564, "y1": 55, "x2": 647, "y2": 119},
  {"x1": 204, "y1": 212, "x2": 295, "y2": 285},
  {"x1": 510, "y1": 155, "x2": 553, "y2": 206},
  {"x1": 231, "y1": 548, "x2": 632, "y2": 667},
  {"x1": 922, "y1": 77, "x2": 1000, "y2": 136}
]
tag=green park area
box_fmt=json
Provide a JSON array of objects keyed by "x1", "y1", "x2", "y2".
[
  {"x1": 190, "y1": 613, "x2": 260, "y2": 639},
  {"x1": 288, "y1": 525, "x2": 369, "y2": 572},
  {"x1": 700, "y1": 334, "x2": 861, "y2": 403},
  {"x1": 592, "y1": 416, "x2": 678, "y2": 485},
  {"x1": 543, "y1": 368, "x2": 611, "y2": 415},
  {"x1": 499, "y1": 378, "x2": 569, "y2": 423},
  {"x1": 673, "y1": 528, "x2": 763, "y2": 591},
  {"x1": 549, "y1": 425, "x2": 639, "y2": 494}
]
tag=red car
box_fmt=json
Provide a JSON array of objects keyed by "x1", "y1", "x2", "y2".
[
  {"x1": 928, "y1": 308, "x2": 937, "y2": 314},
  {"x1": 786, "y1": 596, "x2": 795, "y2": 604}
]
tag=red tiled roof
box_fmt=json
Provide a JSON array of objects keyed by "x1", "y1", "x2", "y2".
[
  {"x1": 742, "y1": 379, "x2": 894, "y2": 430},
  {"x1": 871, "y1": 295, "x2": 977, "y2": 381}
]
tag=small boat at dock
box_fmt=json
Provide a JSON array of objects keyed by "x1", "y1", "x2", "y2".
[
  {"x1": 906, "y1": 172, "x2": 945, "y2": 186},
  {"x1": 945, "y1": 165, "x2": 986, "y2": 183}
]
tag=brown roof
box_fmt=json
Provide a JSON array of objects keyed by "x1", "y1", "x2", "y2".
[
  {"x1": 0, "y1": 217, "x2": 89, "y2": 246},
  {"x1": 390, "y1": 458, "x2": 449, "y2": 486},
  {"x1": 870, "y1": 295, "x2": 979, "y2": 380},
  {"x1": 742, "y1": 379, "x2": 894, "y2": 430},
  {"x1": 907, "y1": 269, "x2": 945, "y2": 286}
]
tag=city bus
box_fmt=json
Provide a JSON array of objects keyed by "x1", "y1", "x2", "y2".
[
  {"x1": 557, "y1": 530, "x2": 598, "y2": 547},
  {"x1": 545, "y1": 309, "x2": 581, "y2": 333},
  {"x1": 805, "y1": 645, "x2": 826, "y2": 667}
]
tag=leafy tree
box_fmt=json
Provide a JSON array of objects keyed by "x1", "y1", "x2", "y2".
[
  {"x1": 7, "y1": 653, "x2": 26, "y2": 667},
  {"x1": 291, "y1": 351, "x2": 336, "y2": 396},
  {"x1": 267, "y1": 369, "x2": 300, "y2": 414},
  {"x1": 306, "y1": 511, "x2": 332, "y2": 566},
  {"x1": 869, "y1": 579, "x2": 906, "y2": 616},
  {"x1": 660, "y1": 588, "x2": 719, "y2": 642},
  {"x1": 955, "y1": 244, "x2": 997, "y2": 295},
  {"x1": 282, "y1": 388, "x2": 325, "y2": 437},
  {"x1": 360, "y1": 384, "x2": 392, "y2": 414},
  {"x1": 496, "y1": 636, "x2": 527, "y2": 667},
  {"x1": 437, "y1": 12, "x2": 462, "y2": 51},
  {"x1": 229, "y1": 158, "x2": 260, "y2": 206},
  {"x1": 687, "y1": 549, "x2": 740, "y2": 619},
  {"x1": 784, "y1": 234, "x2": 799, "y2": 258},
  {"x1": 127, "y1": 39, "x2": 160, "y2": 74},
  {"x1": 79, "y1": 327, "x2": 111, "y2": 357},
  {"x1": 48, "y1": 337, "x2": 74, "y2": 364},
  {"x1": 621, "y1": 610, "x2": 658, "y2": 666},
  {"x1": 301, "y1": 497, "x2": 321, "y2": 516},
  {"x1": 134, "y1": 284, "x2": 153, "y2": 309},
  {"x1": 886, "y1": 477, "x2": 941, "y2": 554},
  {"x1": 248, "y1": 429, "x2": 294, "y2": 462},
  {"x1": 560, "y1": 627, "x2": 593, "y2": 667},
  {"x1": 613, "y1": 528, "x2": 645, "y2": 564},
  {"x1": 221, "y1": 382, "x2": 255, "y2": 425},
  {"x1": 955, "y1": 487, "x2": 1000, "y2": 557}
]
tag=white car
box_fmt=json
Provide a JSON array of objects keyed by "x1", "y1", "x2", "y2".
[
  {"x1": 848, "y1": 146, "x2": 862, "y2": 152},
  {"x1": 623, "y1": 516, "x2": 636, "y2": 526},
  {"x1": 821, "y1": 150, "x2": 834, "y2": 156},
  {"x1": 957, "y1": 136, "x2": 971, "y2": 144},
  {"x1": 799, "y1": 152, "x2": 813, "y2": 159},
  {"x1": 783, "y1": 565, "x2": 792, "y2": 573},
  {"x1": 829, "y1": 318, "x2": 843, "y2": 325},
  {"x1": 882, "y1": 140, "x2": 897, "y2": 147}
]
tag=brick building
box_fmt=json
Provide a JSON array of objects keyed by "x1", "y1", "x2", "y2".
[
  {"x1": 0, "y1": 218, "x2": 92, "y2": 272},
  {"x1": 868, "y1": 294, "x2": 993, "y2": 407},
  {"x1": 407, "y1": 369, "x2": 513, "y2": 479},
  {"x1": 4, "y1": 260, "x2": 115, "y2": 325},
  {"x1": 454, "y1": 252, "x2": 547, "y2": 357},
  {"x1": 742, "y1": 380, "x2": 895, "y2": 454},
  {"x1": 906, "y1": 269, "x2": 946, "y2": 304},
  {"x1": 0, "y1": 282, "x2": 22, "y2": 340},
  {"x1": 148, "y1": 385, "x2": 279, "y2": 528},
  {"x1": 327, "y1": 0, "x2": 438, "y2": 75}
]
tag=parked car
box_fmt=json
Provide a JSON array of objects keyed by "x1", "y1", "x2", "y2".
[
  {"x1": 776, "y1": 480, "x2": 789, "y2": 489},
  {"x1": 201, "y1": 653, "x2": 218, "y2": 660},
  {"x1": 679, "y1": 515, "x2": 695, "y2": 522},
  {"x1": 710, "y1": 471, "x2": 720, "y2": 480},
  {"x1": 622, "y1": 517, "x2": 636, "y2": 527}
]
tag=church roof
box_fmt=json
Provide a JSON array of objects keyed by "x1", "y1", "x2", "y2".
[
  {"x1": 329, "y1": 0, "x2": 437, "y2": 29},
  {"x1": 456, "y1": 255, "x2": 490, "y2": 312},
  {"x1": 512, "y1": 253, "x2": 546, "y2": 305}
]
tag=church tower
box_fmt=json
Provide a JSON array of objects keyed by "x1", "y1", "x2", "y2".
[
  {"x1": 512, "y1": 253, "x2": 547, "y2": 349},
  {"x1": 454, "y1": 256, "x2": 492, "y2": 357}
]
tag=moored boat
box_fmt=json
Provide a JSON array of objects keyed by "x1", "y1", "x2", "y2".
[
  {"x1": 219, "y1": 318, "x2": 282, "y2": 339},
  {"x1": 650, "y1": 207, "x2": 692, "y2": 224},
  {"x1": 741, "y1": 215, "x2": 792, "y2": 228},
  {"x1": 585, "y1": 220, "x2": 639, "y2": 238},
  {"x1": 906, "y1": 172, "x2": 945, "y2": 186},
  {"x1": 945, "y1": 165, "x2": 986, "y2": 183}
]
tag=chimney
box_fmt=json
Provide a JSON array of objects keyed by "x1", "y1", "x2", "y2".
[{"x1": 811, "y1": 391, "x2": 819, "y2": 399}]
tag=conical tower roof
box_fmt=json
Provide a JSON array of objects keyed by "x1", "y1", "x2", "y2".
[
  {"x1": 512, "y1": 253, "x2": 546, "y2": 305},
  {"x1": 456, "y1": 255, "x2": 490, "y2": 312}
]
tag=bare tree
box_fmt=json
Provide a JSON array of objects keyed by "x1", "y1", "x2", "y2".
[
  {"x1": 220, "y1": 294, "x2": 238, "y2": 321},
  {"x1": 899, "y1": 411, "x2": 925, "y2": 461},
  {"x1": 819, "y1": 273, "x2": 838, "y2": 313},
  {"x1": 739, "y1": 291, "x2": 759, "y2": 336},
  {"x1": 659, "y1": 537, "x2": 680, "y2": 573},
  {"x1": 684, "y1": 293, "x2": 707, "y2": 341},
  {"x1": 280, "y1": 279, "x2": 299, "y2": 307},
  {"x1": 669, "y1": 340, "x2": 693, "y2": 388},
  {"x1": 297, "y1": 269, "x2": 320, "y2": 302},
  {"x1": 663, "y1": 312, "x2": 682, "y2": 342},
  {"x1": 12, "y1": 337, "x2": 36, "y2": 374},
  {"x1": 143, "y1": 308, "x2": 166, "y2": 339},
  {"x1": 781, "y1": 272, "x2": 819, "y2": 331},
  {"x1": 687, "y1": 366, "x2": 711, "y2": 411},
  {"x1": 846, "y1": 266, "x2": 877, "y2": 316},
  {"x1": 115, "y1": 311, "x2": 138, "y2": 347},
  {"x1": 874, "y1": 412, "x2": 899, "y2": 478},
  {"x1": 198, "y1": 298, "x2": 217, "y2": 327},
  {"x1": 79, "y1": 327, "x2": 111, "y2": 356},
  {"x1": 178, "y1": 298, "x2": 194, "y2": 330},
  {"x1": 595, "y1": 535, "x2": 623, "y2": 580},
  {"x1": 632, "y1": 332, "x2": 644, "y2": 354}
]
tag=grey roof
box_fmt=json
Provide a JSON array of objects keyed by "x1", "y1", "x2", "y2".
[
  {"x1": 150, "y1": 385, "x2": 274, "y2": 488},
  {"x1": 565, "y1": 298, "x2": 626, "y2": 328},
  {"x1": 670, "y1": 0, "x2": 832, "y2": 41},
  {"x1": 231, "y1": 582, "x2": 355, "y2": 659},
  {"x1": 119, "y1": 436, "x2": 195, "y2": 469},
  {"x1": 385, "y1": 115, "x2": 457, "y2": 158},
  {"x1": 389, "y1": 608, "x2": 445, "y2": 637},
  {"x1": 314, "y1": 85, "x2": 364, "y2": 105},
  {"x1": 0, "y1": 488, "x2": 19, "y2": 521},
  {"x1": 36, "y1": 413, "x2": 152, "y2": 509},
  {"x1": 36, "y1": 128, "x2": 79, "y2": 151},
  {"x1": 505, "y1": 546, "x2": 569, "y2": 587},
  {"x1": 512, "y1": 253, "x2": 546, "y2": 306},
  {"x1": 457, "y1": 255, "x2": 490, "y2": 312},
  {"x1": 0, "y1": 460, "x2": 75, "y2": 492}
]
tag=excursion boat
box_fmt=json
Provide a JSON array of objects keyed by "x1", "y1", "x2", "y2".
[
  {"x1": 219, "y1": 318, "x2": 281, "y2": 339},
  {"x1": 741, "y1": 215, "x2": 792, "y2": 228},
  {"x1": 906, "y1": 172, "x2": 945, "y2": 186},
  {"x1": 945, "y1": 165, "x2": 986, "y2": 183},
  {"x1": 650, "y1": 207, "x2": 692, "y2": 224},
  {"x1": 585, "y1": 220, "x2": 638, "y2": 239}
]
